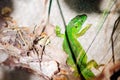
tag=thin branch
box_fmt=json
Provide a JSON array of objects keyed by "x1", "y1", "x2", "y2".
[
  {"x1": 56, "y1": 1, "x2": 83, "y2": 79},
  {"x1": 80, "y1": 0, "x2": 117, "y2": 64},
  {"x1": 86, "y1": 0, "x2": 117, "y2": 53},
  {"x1": 56, "y1": 0, "x2": 66, "y2": 27},
  {"x1": 41, "y1": 0, "x2": 53, "y2": 33},
  {"x1": 48, "y1": 0, "x2": 52, "y2": 23},
  {"x1": 111, "y1": 16, "x2": 120, "y2": 64},
  {"x1": 99, "y1": 16, "x2": 120, "y2": 64}
]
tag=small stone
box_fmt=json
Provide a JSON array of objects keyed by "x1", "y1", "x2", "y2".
[
  {"x1": 41, "y1": 61, "x2": 58, "y2": 78},
  {"x1": 0, "y1": 50, "x2": 9, "y2": 63}
]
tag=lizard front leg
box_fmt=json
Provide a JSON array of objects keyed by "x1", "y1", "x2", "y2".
[
  {"x1": 76, "y1": 24, "x2": 92, "y2": 38},
  {"x1": 55, "y1": 26, "x2": 64, "y2": 38}
]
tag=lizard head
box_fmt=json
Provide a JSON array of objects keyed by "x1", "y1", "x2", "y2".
[{"x1": 68, "y1": 14, "x2": 87, "y2": 33}]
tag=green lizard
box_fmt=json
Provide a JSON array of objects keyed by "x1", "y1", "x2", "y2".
[{"x1": 55, "y1": 14, "x2": 101, "y2": 80}]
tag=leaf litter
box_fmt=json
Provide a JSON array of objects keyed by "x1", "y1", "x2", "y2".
[{"x1": 0, "y1": 7, "x2": 68, "y2": 80}]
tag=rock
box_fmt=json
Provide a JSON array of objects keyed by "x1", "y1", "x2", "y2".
[
  {"x1": 0, "y1": 50, "x2": 9, "y2": 63},
  {"x1": 41, "y1": 60, "x2": 58, "y2": 78}
]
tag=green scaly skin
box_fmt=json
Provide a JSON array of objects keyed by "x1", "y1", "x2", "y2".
[{"x1": 55, "y1": 14, "x2": 100, "y2": 80}]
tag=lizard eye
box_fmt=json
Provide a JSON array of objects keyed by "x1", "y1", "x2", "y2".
[
  {"x1": 81, "y1": 20, "x2": 83, "y2": 23},
  {"x1": 75, "y1": 26, "x2": 77, "y2": 28}
]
